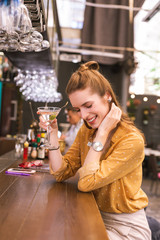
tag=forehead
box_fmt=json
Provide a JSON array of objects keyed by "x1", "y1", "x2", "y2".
[{"x1": 69, "y1": 87, "x2": 99, "y2": 107}]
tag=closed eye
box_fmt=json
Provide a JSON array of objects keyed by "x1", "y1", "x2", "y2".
[
  {"x1": 73, "y1": 103, "x2": 92, "y2": 112},
  {"x1": 86, "y1": 104, "x2": 92, "y2": 109}
]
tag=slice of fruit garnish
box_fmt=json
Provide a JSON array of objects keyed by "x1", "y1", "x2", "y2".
[{"x1": 49, "y1": 114, "x2": 56, "y2": 120}]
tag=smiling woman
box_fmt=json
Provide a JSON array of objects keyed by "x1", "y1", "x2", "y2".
[{"x1": 38, "y1": 61, "x2": 151, "y2": 240}]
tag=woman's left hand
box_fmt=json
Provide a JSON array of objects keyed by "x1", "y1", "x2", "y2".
[{"x1": 98, "y1": 103, "x2": 122, "y2": 136}]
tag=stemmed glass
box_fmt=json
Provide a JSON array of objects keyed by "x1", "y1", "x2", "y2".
[
  {"x1": 37, "y1": 102, "x2": 68, "y2": 149},
  {"x1": 37, "y1": 106, "x2": 61, "y2": 149}
]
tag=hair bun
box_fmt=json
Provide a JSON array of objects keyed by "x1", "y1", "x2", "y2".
[{"x1": 78, "y1": 61, "x2": 99, "y2": 72}]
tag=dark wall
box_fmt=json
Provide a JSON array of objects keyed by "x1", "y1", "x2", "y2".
[{"x1": 128, "y1": 94, "x2": 160, "y2": 149}]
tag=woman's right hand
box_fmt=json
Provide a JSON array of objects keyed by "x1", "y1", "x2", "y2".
[{"x1": 38, "y1": 114, "x2": 58, "y2": 134}]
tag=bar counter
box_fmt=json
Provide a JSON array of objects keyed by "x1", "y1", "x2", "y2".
[{"x1": 0, "y1": 151, "x2": 109, "y2": 240}]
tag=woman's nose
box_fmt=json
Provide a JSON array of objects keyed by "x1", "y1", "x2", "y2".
[{"x1": 80, "y1": 109, "x2": 88, "y2": 119}]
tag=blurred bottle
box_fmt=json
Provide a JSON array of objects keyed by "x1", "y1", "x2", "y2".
[
  {"x1": 37, "y1": 133, "x2": 45, "y2": 160},
  {"x1": 23, "y1": 140, "x2": 29, "y2": 162},
  {"x1": 36, "y1": 133, "x2": 41, "y2": 147},
  {"x1": 2, "y1": 57, "x2": 9, "y2": 81},
  {"x1": 31, "y1": 139, "x2": 37, "y2": 159},
  {"x1": 27, "y1": 128, "x2": 33, "y2": 157},
  {"x1": 45, "y1": 148, "x2": 49, "y2": 159}
]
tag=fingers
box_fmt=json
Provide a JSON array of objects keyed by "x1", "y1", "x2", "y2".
[
  {"x1": 106, "y1": 103, "x2": 122, "y2": 129},
  {"x1": 109, "y1": 103, "x2": 121, "y2": 119},
  {"x1": 50, "y1": 118, "x2": 58, "y2": 128},
  {"x1": 39, "y1": 116, "x2": 47, "y2": 130},
  {"x1": 38, "y1": 116, "x2": 58, "y2": 131}
]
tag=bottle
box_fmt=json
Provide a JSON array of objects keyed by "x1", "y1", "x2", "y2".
[
  {"x1": 39, "y1": 132, "x2": 48, "y2": 159},
  {"x1": 45, "y1": 148, "x2": 49, "y2": 159},
  {"x1": 27, "y1": 138, "x2": 32, "y2": 158},
  {"x1": 31, "y1": 142, "x2": 38, "y2": 159},
  {"x1": 37, "y1": 135, "x2": 45, "y2": 160},
  {"x1": 31, "y1": 138, "x2": 36, "y2": 148},
  {"x1": 23, "y1": 140, "x2": 29, "y2": 162},
  {"x1": 37, "y1": 133, "x2": 41, "y2": 147},
  {"x1": 27, "y1": 129, "x2": 32, "y2": 158}
]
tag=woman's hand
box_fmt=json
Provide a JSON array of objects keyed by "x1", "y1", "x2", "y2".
[
  {"x1": 38, "y1": 113, "x2": 58, "y2": 134},
  {"x1": 97, "y1": 103, "x2": 122, "y2": 136}
]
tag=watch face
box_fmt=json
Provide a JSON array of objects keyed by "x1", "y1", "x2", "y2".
[{"x1": 93, "y1": 142, "x2": 103, "y2": 152}]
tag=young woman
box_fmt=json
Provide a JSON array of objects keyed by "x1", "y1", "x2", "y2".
[{"x1": 39, "y1": 61, "x2": 151, "y2": 240}]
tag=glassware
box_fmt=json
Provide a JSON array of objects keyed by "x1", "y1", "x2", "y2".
[
  {"x1": 37, "y1": 106, "x2": 61, "y2": 149},
  {"x1": 41, "y1": 40, "x2": 50, "y2": 51},
  {"x1": 14, "y1": 68, "x2": 62, "y2": 102},
  {"x1": 0, "y1": 40, "x2": 8, "y2": 51},
  {"x1": 7, "y1": 39, "x2": 20, "y2": 52},
  {"x1": 15, "y1": 133, "x2": 27, "y2": 157}
]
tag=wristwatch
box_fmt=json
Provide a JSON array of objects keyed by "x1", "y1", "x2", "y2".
[{"x1": 87, "y1": 141, "x2": 104, "y2": 152}]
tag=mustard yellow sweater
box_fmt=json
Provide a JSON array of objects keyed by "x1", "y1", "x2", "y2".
[{"x1": 50, "y1": 121, "x2": 148, "y2": 213}]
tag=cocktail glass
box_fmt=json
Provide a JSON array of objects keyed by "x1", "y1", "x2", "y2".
[{"x1": 37, "y1": 106, "x2": 61, "y2": 149}]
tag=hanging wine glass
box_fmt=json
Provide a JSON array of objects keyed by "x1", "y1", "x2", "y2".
[
  {"x1": 41, "y1": 40, "x2": 50, "y2": 51},
  {"x1": 0, "y1": 40, "x2": 8, "y2": 51},
  {"x1": 18, "y1": 3, "x2": 32, "y2": 33},
  {"x1": 7, "y1": 39, "x2": 20, "y2": 52},
  {"x1": 0, "y1": 3, "x2": 8, "y2": 40},
  {"x1": 7, "y1": 1, "x2": 20, "y2": 39},
  {"x1": 31, "y1": 30, "x2": 43, "y2": 41},
  {"x1": 30, "y1": 39, "x2": 42, "y2": 52}
]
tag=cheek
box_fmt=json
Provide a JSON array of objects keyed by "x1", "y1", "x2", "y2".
[{"x1": 98, "y1": 104, "x2": 109, "y2": 118}]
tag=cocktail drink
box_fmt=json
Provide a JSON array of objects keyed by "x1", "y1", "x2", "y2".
[{"x1": 37, "y1": 107, "x2": 61, "y2": 149}]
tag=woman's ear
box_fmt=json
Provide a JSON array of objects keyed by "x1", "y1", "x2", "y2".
[{"x1": 104, "y1": 93, "x2": 112, "y2": 102}]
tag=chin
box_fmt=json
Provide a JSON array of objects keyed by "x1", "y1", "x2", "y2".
[
  {"x1": 84, "y1": 120, "x2": 99, "y2": 129},
  {"x1": 90, "y1": 122, "x2": 99, "y2": 129},
  {"x1": 91, "y1": 126, "x2": 97, "y2": 130}
]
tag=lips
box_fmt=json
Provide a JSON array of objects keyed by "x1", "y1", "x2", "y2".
[{"x1": 87, "y1": 116, "x2": 97, "y2": 124}]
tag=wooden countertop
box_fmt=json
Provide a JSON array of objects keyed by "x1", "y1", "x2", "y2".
[{"x1": 0, "y1": 151, "x2": 109, "y2": 240}]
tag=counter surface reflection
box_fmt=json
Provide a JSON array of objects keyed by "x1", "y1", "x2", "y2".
[{"x1": 0, "y1": 151, "x2": 108, "y2": 240}]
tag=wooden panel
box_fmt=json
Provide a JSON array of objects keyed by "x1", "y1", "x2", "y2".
[
  {"x1": 0, "y1": 85, "x2": 12, "y2": 136},
  {"x1": 0, "y1": 138, "x2": 16, "y2": 156}
]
